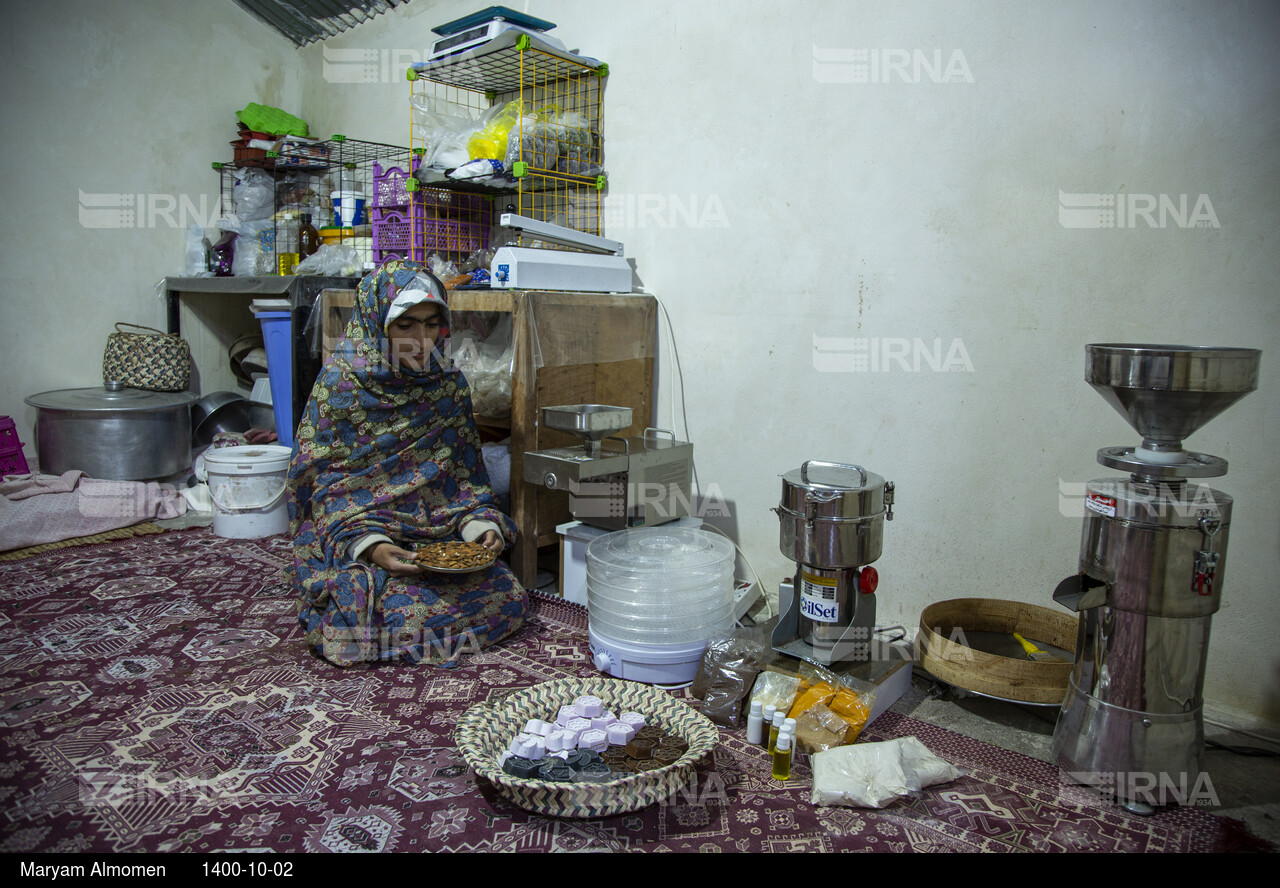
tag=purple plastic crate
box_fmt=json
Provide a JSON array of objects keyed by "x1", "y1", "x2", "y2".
[
  {"x1": 0, "y1": 416, "x2": 30, "y2": 477},
  {"x1": 0, "y1": 448, "x2": 31, "y2": 478},
  {"x1": 371, "y1": 186, "x2": 491, "y2": 260},
  {"x1": 371, "y1": 209, "x2": 413, "y2": 253},
  {"x1": 372, "y1": 156, "x2": 420, "y2": 209}
]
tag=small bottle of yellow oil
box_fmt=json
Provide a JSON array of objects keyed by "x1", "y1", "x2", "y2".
[
  {"x1": 767, "y1": 712, "x2": 785, "y2": 753},
  {"x1": 771, "y1": 731, "x2": 792, "y2": 780}
]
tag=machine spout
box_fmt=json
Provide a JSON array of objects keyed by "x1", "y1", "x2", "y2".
[{"x1": 1052, "y1": 574, "x2": 1107, "y2": 612}]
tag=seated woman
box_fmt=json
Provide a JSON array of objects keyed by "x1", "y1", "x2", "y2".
[{"x1": 287, "y1": 258, "x2": 527, "y2": 667}]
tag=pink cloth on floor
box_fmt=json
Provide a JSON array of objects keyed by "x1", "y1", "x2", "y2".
[{"x1": 0, "y1": 471, "x2": 186, "y2": 552}]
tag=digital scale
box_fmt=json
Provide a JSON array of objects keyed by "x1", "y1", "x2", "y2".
[{"x1": 424, "y1": 6, "x2": 587, "y2": 65}]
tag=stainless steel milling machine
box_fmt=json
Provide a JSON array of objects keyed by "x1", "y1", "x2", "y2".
[{"x1": 1051, "y1": 343, "x2": 1261, "y2": 813}]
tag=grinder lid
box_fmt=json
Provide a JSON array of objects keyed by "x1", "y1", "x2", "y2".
[{"x1": 779, "y1": 460, "x2": 887, "y2": 520}]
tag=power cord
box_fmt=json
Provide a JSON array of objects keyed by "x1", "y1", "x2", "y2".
[
  {"x1": 699, "y1": 520, "x2": 773, "y2": 623},
  {"x1": 648, "y1": 292, "x2": 771, "y2": 622}
]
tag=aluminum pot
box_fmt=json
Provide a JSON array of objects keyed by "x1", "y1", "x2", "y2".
[
  {"x1": 774, "y1": 460, "x2": 895, "y2": 568},
  {"x1": 24, "y1": 383, "x2": 197, "y2": 480}
]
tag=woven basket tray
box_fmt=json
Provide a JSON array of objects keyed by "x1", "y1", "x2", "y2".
[{"x1": 455, "y1": 676, "x2": 719, "y2": 818}]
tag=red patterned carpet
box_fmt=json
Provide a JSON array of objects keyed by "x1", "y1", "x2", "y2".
[{"x1": 0, "y1": 527, "x2": 1271, "y2": 854}]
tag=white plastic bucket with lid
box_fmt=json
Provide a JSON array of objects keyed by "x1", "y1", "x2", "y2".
[
  {"x1": 199, "y1": 444, "x2": 292, "y2": 538},
  {"x1": 331, "y1": 190, "x2": 366, "y2": 226}
]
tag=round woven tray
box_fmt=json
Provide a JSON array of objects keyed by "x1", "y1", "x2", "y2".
[
  {"x1": 455, "y1": 676, "x2": 719, "y2": 818},
  {"x1": 916, "y1": 598, "x2": 1077, "y2": 705}
]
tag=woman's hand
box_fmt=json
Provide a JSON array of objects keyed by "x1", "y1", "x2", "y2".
[
  {"x1": 367, "y1": 543, "x2": 422, "y2": 577},
  {"x1": 477, "y1": 530, "x2": 504, "y2": 554}
]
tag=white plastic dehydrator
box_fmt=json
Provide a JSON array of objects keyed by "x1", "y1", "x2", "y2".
[{"x1": 585, "y1": 527, "x2": 735, "y2": 687}]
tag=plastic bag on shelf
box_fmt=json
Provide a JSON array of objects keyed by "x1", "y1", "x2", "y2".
[
  {"x1": 555, "y1": 111, "x2": 594, "y2": 175},
  {"x1": 467, "y1": 100, "x2": 522, "y2": 161},
  {"x1": 214, "y1": 217, "x2": 274, "y2": 277},
  {"x1": 450, "y1": 314, "x2": 513, "y2": 419},
  {"x1": 412, "y1": 93, "x2": 480, "y2": 171},
  {"x1": 503, "y1": 112, "x2": 562, "y2": 172},
  {"x1": 232, "y1": 168, "x2": 274, "y2": 222},
  {"x1": 295, "y1": 244, "x2": 361, "y2": 277},
  {"x1": 787, "y1": 662, "x2": 876, "y2": 753},
  {"x1": 448, "y1": 158, "x2": 504, "y2": 181}
]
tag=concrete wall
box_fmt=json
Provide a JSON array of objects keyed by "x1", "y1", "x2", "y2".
[{"x1": 2, "y1": 0, "x2": 1276, "y2": 726}]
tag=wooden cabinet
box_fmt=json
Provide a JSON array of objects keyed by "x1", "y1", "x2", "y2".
[
  {"x1": 449, "y1": 290, "x2": 657, "y2": 588},
  {"x1": 312, "y1": 288, "x2": 657, "y2": 588}
]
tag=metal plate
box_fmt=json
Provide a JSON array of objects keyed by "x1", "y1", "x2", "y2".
[
  {"x1": 1096, "y1": 446, "x2": 1227, "y2": 478},
  {"x1": 412, "y1": 544, "x2": 497, "y2": 574}
]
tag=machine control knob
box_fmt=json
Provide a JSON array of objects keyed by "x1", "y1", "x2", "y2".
[
  {"x1": 593, "y1": 650, "x2": 612, "y2": 673},
  {"x1": 858, "y1": 566, "x2": 879, "y2": 595}
]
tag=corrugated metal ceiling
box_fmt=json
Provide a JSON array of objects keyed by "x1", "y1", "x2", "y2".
[{"x1": 231, "y1": 0, "x2": 410, "y2": 47}]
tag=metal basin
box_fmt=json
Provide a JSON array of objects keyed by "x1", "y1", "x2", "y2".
[{"x1": 192, "y1": 396, "x2": 276, "y2": 448}]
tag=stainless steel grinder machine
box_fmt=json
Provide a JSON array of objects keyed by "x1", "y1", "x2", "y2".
[
  {"x1": 1051, "y1": 344, "x2": 1261, "y2": 813},
  {"x1": 769, "y1": 461, "x2": 912, "y2": 718},
  {"x1": 523, "y1": 404, "x2": 694, "y2": 530}
]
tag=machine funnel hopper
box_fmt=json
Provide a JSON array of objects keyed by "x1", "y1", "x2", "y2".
[{"x1": 1085, "y1": 344, "x2": 1261, "y2": 453}]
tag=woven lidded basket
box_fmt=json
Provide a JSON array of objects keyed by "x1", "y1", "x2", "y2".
[{"x1": 455, "y1": 676, "x2": 719, "y2": 818}]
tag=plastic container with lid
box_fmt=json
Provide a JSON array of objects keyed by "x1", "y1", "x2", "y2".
[{"x1": 586, "y1": 527, "x2": 735, "y2": 685}]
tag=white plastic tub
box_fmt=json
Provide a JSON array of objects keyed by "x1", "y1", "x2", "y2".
[{"x1": 199, "y1": 444, "x2": 292, "y2": 538}]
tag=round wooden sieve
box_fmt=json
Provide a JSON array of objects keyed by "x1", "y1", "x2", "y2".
[{"x1": 916, "y1": 598, "x2": 1078, "y2": 705}]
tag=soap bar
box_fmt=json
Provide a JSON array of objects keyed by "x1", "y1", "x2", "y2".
[
  {"x1": 545, "y1": 728, "x2": 573, "y2": 752},
  {"x1": 606, "y1": 723, "x2": 635, "y2": 745},
  {"x1": 508, "y1": 733, "x2": 546, "y2": 759},
  {"x1": 564, "y1": 749, "x2": 595, "y2": 769},
  {"x1": 576, "y1": 760, "x2": 614, "y2": 783},
  {"x1": 625, "y1": 737, "x2": 657, "y2": 758},
  {"x1": 502, "y1": 756, "x2": 540, "y2": 779},
  {"x1": 657, "y1": 734, "x2": 689, "y2": 754},
  {"x1": 537, "y1": 759, "x2": 577, "y2": 782},
  {"x1": 578, "y1": 728, "x2": 609, "y2": 752},
  {"x1": 562, "y1": 717, "x2": 592, "y2": 744},
  {"x1": 573, "y1": 695, "x2": 604, "y2": 718},
  {"x1": 619, "y1": 711, "x2": 646, "y2": 730},
  {"x1": 653, "y1": 746, "x2": 682, "y2": 765},
  {"x1": 556, "y1": 705, "x2": 578, "y2": 726},
  {"x1": 523, "y1": 718, "x2": 553, "y2": 737}
]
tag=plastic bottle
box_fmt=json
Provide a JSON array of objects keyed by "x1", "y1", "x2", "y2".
[
  {"x1": 767, "y1": 711, "x2": 785, "y2": 754},
  {"x1": 771, "y1": 731, "x2": 792, "y2": 780},
  {"x1": 300, "y1": 213, "x2": 320, "y2": 258},
  {"x1": 746, "y1": 701, "x2": 764, "y2": 746},
  {"x1": 760, "y1": 704, "x2": 776, "y2": 747},
  {"x1": 276, "y1": 214, "x2": 300, "y2": 275},
  {"x1": 779, "y1": 726, "x2": 795, "y2": 769}
]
